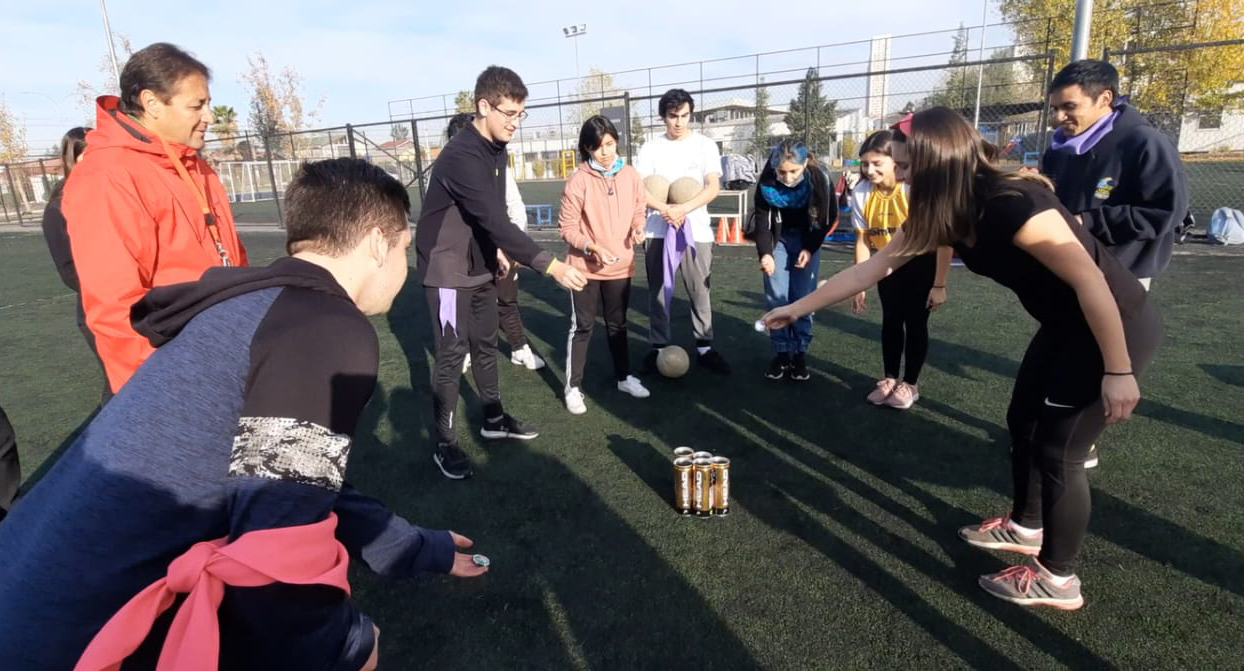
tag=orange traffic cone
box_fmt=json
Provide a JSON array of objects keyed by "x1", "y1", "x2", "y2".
[
  {"x1": 716, "y1": 217, "x2": 728, "y2": 244},
  {"x1": 729, "y1": 217, "x2": 743, "y2": 244}
]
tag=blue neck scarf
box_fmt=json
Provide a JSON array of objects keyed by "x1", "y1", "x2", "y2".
[
  {"x1": 759, "y1": 178, "x2": 811, "y2": 209},
  {"x1": 589, "y1": 157, "x2": 624, "y2": 178}
]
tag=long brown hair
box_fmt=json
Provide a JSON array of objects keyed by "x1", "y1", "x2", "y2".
[
  {"x1": 49, "y1": 126, "x2": 90, "y2": 200},
  {"x1": 892, "y1": 106, "x2": 1051, "y2": 255}
]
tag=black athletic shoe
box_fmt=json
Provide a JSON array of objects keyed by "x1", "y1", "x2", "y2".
[
  {"x1": 480, "y1": 414, "x2": 539, "y2": 440},
  {"x1": 697, "y1": 349, "x2": 732, "y2": 375},
  {"x1": 433, "y1": 442, "x2": 473, "y2": 480},
  {"x1": 765, "y1": 353, "x2": 791, "y2": 380},
  {"x1": 641, "y1": 348, "x2": 660, "y2": 375},
  {"x1": 789, "y1": 352, "x2": 810, "y2": 381}
]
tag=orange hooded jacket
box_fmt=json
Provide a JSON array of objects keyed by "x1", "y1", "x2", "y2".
[{"x1": 63, "y1": 96, "x2": 248, "y2": 393}]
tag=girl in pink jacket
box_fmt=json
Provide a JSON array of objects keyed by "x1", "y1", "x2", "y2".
[{"x1": 557, "y1": 116, "x2": 651, "y2": 414}]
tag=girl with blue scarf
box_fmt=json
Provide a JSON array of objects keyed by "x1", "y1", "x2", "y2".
[{"x1": 752, "y1": 140, "x2": 834, "y2": 381}]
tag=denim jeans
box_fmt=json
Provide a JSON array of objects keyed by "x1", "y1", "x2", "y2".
[{"x1": 763, "y1": 229, "x2": 821, "y2": 353}]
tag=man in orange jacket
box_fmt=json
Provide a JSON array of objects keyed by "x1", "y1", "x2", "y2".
[{"x1": 64, "y1": 42, "x2": 247, "y2": 396}]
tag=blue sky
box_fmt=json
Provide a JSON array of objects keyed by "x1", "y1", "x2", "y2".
[{"x1": 1, "y1": 0, "x2": 1011, "y2": 152}]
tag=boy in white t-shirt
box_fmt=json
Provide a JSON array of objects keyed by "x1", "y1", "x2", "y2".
[{"x1": 634, "y1": 89, "x2": 730, "y2": 375}]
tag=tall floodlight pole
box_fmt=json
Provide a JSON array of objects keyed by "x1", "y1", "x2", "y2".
[
  {"x1": 972, "y1": 0, "x2": 989, "y2": 127},
  {"x1": 100, "y1": 0, "x2": 121, "y2": 83},
  {"x1": 562, "y1": 24, "x2": 587, "y2": 91},
  {"x1": 1071, "y1": 0, "x2": 1094, "y2": 61}
]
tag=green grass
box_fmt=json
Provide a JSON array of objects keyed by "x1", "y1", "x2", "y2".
[{"x1": 2, "y1": 231, "x2": 1242, "y2": 669}]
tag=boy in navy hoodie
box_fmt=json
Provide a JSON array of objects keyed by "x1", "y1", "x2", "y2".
[
  {"x1": 1041, "y1": 59, "x2": 1186, "y2": 470},
  {"x1": 1041, "y1": 59, "x2": 1189, "y2": 290}
]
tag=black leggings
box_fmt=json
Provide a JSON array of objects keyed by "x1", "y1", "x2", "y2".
[
  {"x1": 566, "y1": 278, "x2": 632, "y2": 389},
  {"x1": 876, "y1": 252, "x2": 936, "y2": 384},
  {"x1": 1007, "y1": 300, "x2": 1163, "y2": 575}
]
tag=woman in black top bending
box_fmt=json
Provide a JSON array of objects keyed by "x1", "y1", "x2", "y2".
[{"x1": 762, "y1": 107, "x2": 1161, "y2": 611}]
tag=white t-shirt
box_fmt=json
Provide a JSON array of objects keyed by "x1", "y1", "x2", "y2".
[
  {"x1": 634, "y1": 132, "x2": 722, "y2": 242},
  {"x1": 505, "y1": 170, "x2": 526, "y2": 232}
]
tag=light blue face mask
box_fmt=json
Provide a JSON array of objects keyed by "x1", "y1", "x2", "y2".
[{"x1": 589, "y1": 156, "x2": 624, "y2": 177}]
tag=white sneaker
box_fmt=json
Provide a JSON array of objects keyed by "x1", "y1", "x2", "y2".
[
  {"x1": 616, "y1": 375, "x2": 651, "y2": 398},
  {"x1": 565, "y1": 387, "x2": 587, "y2": 415},
  {"x1": 462, "y1": 353, "x2": 471, "y2": 373},
  {"x1": 511, "y1": 344, "x2": 546, "y2": 370}
]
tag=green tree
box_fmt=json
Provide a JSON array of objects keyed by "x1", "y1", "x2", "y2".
[
  {"x1": 630, "y1": 113, "x2": 646, "y2": 151},
  {"x1": 574, "y1": 67, "x2": 621, "y2": 123},
  {"x1": 998, "y1": 0, "x2": 1244, "y2": 114},
  {"x1": 784, "y1": 68, "x2": 837, "y2": 156},
  {"x1": 749, "y1": 81, "x2": 772, "y2": 160},
  {"x1": 209, "y1": 105, "x2": 238, "y2": 145},
  {"x1": 455, "y1": 90, "x2": 475, "y2": 114},
  {"x1": 241, "y1": 52, "x2": 323, "y2": 158},
  {"x1": 74, "y1": 34, "x2": 134, "y2": 116},
  {"x1": 920, "y1": 24, "x2": 1033, "y2": 113},
  {"x1": 0, "y1": 98, "x2": 28, "y2": 162},
  {"x1": 390, "y1": 123, "x2": 410, "y2": 142}
]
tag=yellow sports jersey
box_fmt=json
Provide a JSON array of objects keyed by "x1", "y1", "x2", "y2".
[{"x1": 860, "y1": 186, "x2": 908, "y2": 251}]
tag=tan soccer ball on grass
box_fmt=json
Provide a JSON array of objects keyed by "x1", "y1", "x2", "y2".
[{"x1": 656, "y1": 345, "x2": 691, "y2": 378}]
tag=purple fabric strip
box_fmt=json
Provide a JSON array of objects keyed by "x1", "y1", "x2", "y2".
[
  {"x1": 662, "y1": 222, "x2": 696, "y2": 314},
  {"x1": 438, "y1": 287, "x2": 457, "y2": 336},
  {"x1": 1048, "y1": 108, "x2": 1119, "y2": 155}
]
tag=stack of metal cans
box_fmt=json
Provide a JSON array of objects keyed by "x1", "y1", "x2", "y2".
[{"x1": 672, "y1": 447, "x2": 730, "y2": 517}]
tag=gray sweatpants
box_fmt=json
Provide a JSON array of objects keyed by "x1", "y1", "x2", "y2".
[{"x1": 645, "y1": 239, "x2": 714, "y2": 346}]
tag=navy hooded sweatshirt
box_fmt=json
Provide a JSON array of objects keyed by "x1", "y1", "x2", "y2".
[
  {"x1": 0, "y1": 257, "x2": 454, "y2": 671},
  {"x1": 1040, "y1": 103, "x2": 1189, "y2": 279}
]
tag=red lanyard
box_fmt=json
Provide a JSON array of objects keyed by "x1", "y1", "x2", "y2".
[{"x1": 160, "y1": 137, "x2": 232, "y2": 267}]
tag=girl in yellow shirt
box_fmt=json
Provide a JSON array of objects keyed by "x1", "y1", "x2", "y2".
[{"x1": 849, "y1": 130, "x2": 951, "y2": 409}]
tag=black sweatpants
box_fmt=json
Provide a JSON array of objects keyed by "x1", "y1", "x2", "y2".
[
  {"x1": 566, "y1": 278, "x2": 632, "y2": 390},
  {"x1": 1007, "y1": 300, "x2": 1163, "y2": 575},
  {"x1": 876, "y1": 252, "x2": 936, "y2": 384},
  {"x1": 0, "y1": 404, "x2": 19, "y2": 511},
  {"x1": 426, "y1": 284, "x2": 504, "y2": 445},
  {"x1": 495, "y1": 267, "x2": 528, "y2": 350}
]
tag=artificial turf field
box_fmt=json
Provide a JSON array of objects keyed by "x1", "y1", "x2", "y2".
[{"x1": 1, "y1": 230, "x2": 1242, "y2": 670}]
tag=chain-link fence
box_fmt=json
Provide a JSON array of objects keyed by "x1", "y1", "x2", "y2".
[
  {"x1": 0, "y1": 158, "x2": 66, "y2": 227},
  {"x1": 1106, "y1": 39, "x2": 1244, "y2": 227},
  {"x1": 8, "y1": 33, "x2": 1238, "y2": 233}
]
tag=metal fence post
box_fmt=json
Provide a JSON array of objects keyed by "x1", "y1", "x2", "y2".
[
  {"x1": 5, "y1": 166, "x2": 23, "y2": 225},
  {"x1": 411, "y1": 118, "x2": 427, "y2": 202},
  {"x1": 1037, "y1": 53, "x2": 1057, "y2": 151},
  {"x1": 261, "y1": 133, "x2": 283, "y2": 227},
  {"x1": 37, "y1": 159, "x2": 52, "y2": 202},
  {"x1": 288, "y1": 132, "x2": 297, "y2": 160},
  {"x1": 0, "y1": 166, "x2": 11, "y2": 224},
  {"x1": 623, "y1": 93, "x2": 634, "y2": 165},
  {"x1": 346, "y1": 124, "x2": 357, "y2": 159},
  {"x1": 556, "y1": 80, "x2": 565, "y2": 155}
]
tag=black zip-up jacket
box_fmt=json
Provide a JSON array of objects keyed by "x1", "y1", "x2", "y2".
[
  {"x1": 415, "y1": 123, "x2": 553, "y2": 288},
  {"x1": 1040, "y1": 104, "x2": 1188, "y2": 278},
  {"x1": 751, "y1": 162, "x2": 835, "y2": 259}
]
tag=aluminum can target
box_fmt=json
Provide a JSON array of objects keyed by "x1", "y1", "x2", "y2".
[
  {"x1": 673, "y1": 457, "x2": 694, "y2": 514},
  {"x1": 692, "y1": 458, "x2": 714, "y2": 517},
  {"x1": 711, "y1": 457, "x2": 730, "y2": 516}
]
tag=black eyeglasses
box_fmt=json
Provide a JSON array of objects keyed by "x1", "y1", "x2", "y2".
[{"x1": 492, "y1": 105, "x2": 529, "y2": 123}]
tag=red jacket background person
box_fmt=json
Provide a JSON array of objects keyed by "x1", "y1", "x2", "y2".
[{"x1": 64, "y1": 42, "x2": 247, "y2": 394}]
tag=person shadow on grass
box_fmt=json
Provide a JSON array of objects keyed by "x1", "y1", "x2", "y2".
[
  {"x1": 507, "y1": 258, "x2": 1113, "y2": 668},
  {"x1": 369, "y1": 267, "x2": 760, "y2": 668}
]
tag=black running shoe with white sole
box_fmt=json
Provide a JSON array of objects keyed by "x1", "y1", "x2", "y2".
[
  {"x1": 789, "y1": 352, "x2": 811, "y2": 381},
  {"x1": 434, "y1": 442, "x2": 473, "y2": 479},
  {"x1": 480, "y1": 414, "x2": 539, "y2": 440}
]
